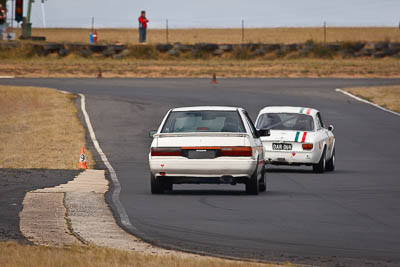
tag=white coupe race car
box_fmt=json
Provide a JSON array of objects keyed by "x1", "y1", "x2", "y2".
[
  {"x1": 255, "y1": 106, "x2": 335, "y2": 173},
  {"x1": 149, "y1": 106, "x2": 270, "y2": 194}
]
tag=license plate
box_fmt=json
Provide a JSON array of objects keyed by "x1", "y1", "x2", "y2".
[
  {"x1": 272, "y1": 143, "x2": 292, "y2": 150},
  {"x1": 187, "y1": 150, "x2": 216, "y2": 159}
]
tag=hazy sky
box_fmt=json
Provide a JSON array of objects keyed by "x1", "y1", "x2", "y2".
[{"x1": 6, "y1": 0, "x2": 400, "y2": 28}]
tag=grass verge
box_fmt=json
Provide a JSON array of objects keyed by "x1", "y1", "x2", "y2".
[
  {"x1": 0, "y1": 242, "x2": 290, "y2": 267},
  {"x1": 0, "y1": 58, "x2": 399, "y2": 78},
  {"x1": 345, "y1": 85, "x2": 400, "y2": 112},
  {"x1": 0, "y1": 85, "x2": 94, "y2": 169}
]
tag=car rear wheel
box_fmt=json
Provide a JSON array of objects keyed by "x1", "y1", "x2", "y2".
[
  {"x1": 246, "y1": 167, "x2": 259, "y2": 195},
  {"x1": 313, "y1": 148, "x2": 326, "y2": 173},
  {"x1": 151, "y1": 174, "x2": 164, "y2": 194},
  {"x1": 325, "y1": 148, "x2": 335, "y2": 172},
  {"x1": 259, "y1": 165, "x2": 267, "y2": 192}
]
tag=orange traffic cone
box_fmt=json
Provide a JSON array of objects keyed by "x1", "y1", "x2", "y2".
[
  {"x1": 210, "y1": 72, "x2": 217, "y2": 84},
  {"x1": 78, "y1": 147, "x2": 88, "y2": 169}
]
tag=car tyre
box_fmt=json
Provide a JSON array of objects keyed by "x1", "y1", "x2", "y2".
[
  {"x1": 246, "y1": 167, "x2": 259, "y2": 195},
  {"x1": 325, "y1": 148, "x2": 335, "y2": 172},
  {"x1": 150, "y1": 174, "x2": 164, "y2": 194},
  {"x1": 259, "y1": 165, "x2": 267, "y2": 192},
  {"x1": 313, "y1": 147, "x2": 326, "y2": 173}
]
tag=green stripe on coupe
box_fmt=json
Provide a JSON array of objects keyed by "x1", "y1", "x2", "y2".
[
  {"x1": 294, "y1": 131, "x2": 300, "y2": 142},
  {"x1": 299, "y1": 108, "x2": 305, "y2": 113}
]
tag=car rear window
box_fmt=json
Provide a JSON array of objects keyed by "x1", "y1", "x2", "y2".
[
  {"x1": 161, "y1": 111, "x2": 246, "y2": 133},
  {"x1": 256, "y1": 113, "x2": 314, "y2": 131}
]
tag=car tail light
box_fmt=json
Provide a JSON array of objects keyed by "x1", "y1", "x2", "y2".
[
  {"x1": 302, "y1": 143, "x2": 313, "y2": 150},
  {"x1": 220, "y1": 147, "x2": 253, "y2": 157},
  {"x1": 151, "y1": 147, "x2": 182, "y2": 156}
]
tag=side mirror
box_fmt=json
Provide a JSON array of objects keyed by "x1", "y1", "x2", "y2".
[
  {"x1": 257, "y1": 129, "x2": 270, "y2": 137},
  {"x1": 149, "y1": 130, "x2": 157, "y2": 138},
  {"x1": 328, "y1": 125, "x2": 334, "y2": 131}
]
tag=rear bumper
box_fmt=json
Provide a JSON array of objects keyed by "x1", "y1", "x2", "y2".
[
  {"x1": 159, "y1": 176, "x2": 249, "y2": 185},
  {"x1": 265, "y1": 150, "x2": 321, "y2": 165},
  {"x1": 149, "y1": 157, "x2": 258, "y2": 178}
]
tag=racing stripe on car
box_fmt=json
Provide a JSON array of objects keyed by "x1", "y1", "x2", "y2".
[
  {"x1": 294, "y1": 131, "x2": 300, "y2": 142},
  {"x1": 299, "y1": 108, "x2": 305, "y2": 114},
  {"x1": 306, "y1": 108, "x2": 311, "y2": 114},
  {"x1": 301, "y1": 132, "x2": 308, "y2": 143}
]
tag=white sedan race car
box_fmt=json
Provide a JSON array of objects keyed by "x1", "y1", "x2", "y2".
[
  {"x1": 149, "y1": 106, "x2": 270, "y2": 195},
  {"x1": 255, "y1": 106, "x2": 335, "y2": 173}
]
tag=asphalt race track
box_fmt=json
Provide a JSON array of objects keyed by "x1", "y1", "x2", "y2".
[{"x1": 2, "y1": 78, "x2": 400, "y2": 265}]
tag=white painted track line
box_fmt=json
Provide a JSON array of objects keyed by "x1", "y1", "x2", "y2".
[
  {"x1": 79, "y1": 93, "x2": 138, "y2": 233},
  {"x1": 335, "y1": 88, "x2": 400, "y2": 117}
]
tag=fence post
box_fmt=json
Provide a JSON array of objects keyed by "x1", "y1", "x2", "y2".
[
  {"x1": 166, "y1": 19, "x2": 169, "y2": 43},
  {"x1": 241, "y1": 19, "x2": 244, "y2": 43},
  {"x1": 324, "y1": 21, "x2": 327, "y2": 44}
]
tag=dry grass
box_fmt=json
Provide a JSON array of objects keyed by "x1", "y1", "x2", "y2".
[
  {"x1": 0, "y1": 85, "x2": 94, "y2": 169},
  {"x1": 11, "y1": 27, "x2": 400, "y2": 44},
  {"x1": 0, "y1": 57, "x2": 399, "y2": 78},
  {"x1": 0, "y1": 242, "x2": 290, "y2": 267},
  {"x1": 346, "y1": 85, "x2": 400, "y2": 112}
]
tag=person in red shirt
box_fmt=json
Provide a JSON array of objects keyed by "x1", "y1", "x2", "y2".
[{"x1": 138, "y1": 10, "x2": 149, "y2": 43}]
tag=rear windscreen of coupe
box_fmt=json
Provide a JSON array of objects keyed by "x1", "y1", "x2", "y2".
[
  {"x1": 161, "y1": 111, "x2": 246, "y2": 133},
  {"x1": 256, "y1": 113, "x2": 314, "y2": 131}
]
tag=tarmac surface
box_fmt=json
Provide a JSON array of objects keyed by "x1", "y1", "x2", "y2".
[{"x1": 1, "y1": 78, "x2": 400, "y2": 265}]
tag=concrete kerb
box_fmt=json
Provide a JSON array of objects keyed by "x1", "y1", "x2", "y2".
[
  {"x1": 19, "y1": 169, "x2": 269, "y2": 263},
  {"x1": 19, "y1": 169, "x2": 108, "y2": 247},
  {"x1": 19, "y1": 169, "x2": 166, "y2": 252},
  {"x1": 19, "y1": 191, "x2": 81, "y2": 247}
]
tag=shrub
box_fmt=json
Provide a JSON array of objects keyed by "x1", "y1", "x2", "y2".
[
  {"x1": 191, "y1": 49, "x2": 211, "y2": 60},
  {"x1": 231, "y1": 47, "x2": 252, "y2": 60},
  {"x1": 0, "y1": 43, "x2": 37, "y2": 59},
  {"x1": 126, "y1": 45, "x2": 159, "y2": 59},
  {"x1": 312, "y1": 45, "x2": 335, "y2": 58}
]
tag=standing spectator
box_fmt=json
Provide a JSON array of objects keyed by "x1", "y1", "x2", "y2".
[
  {"x1": 0, "y1": 4, "x2": 6, "y2": 38},
  {"x1": 138, "y1": 10, "x2": 149, "y2": 43}
]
